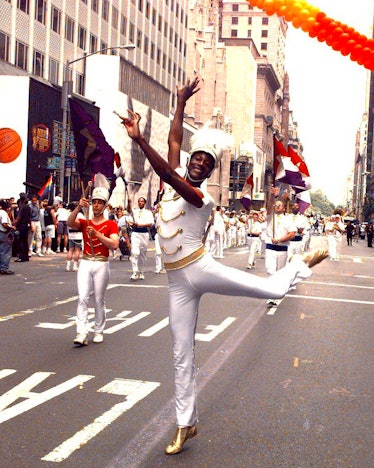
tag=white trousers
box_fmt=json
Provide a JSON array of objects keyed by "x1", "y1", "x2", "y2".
[
  {"x1": 247, "y1": 236, "x2": 260, "y2": 266},
  {"x1": 130, "y1": 232, "x2": 149, "y2": 274},
  {"x1": 76, "y1": 259, "x2": 110, "y2": 335},
  {"x1": 288, "y1": 240, "x2": 303, "y2": 258},
  {"x1": 28, "y1": 221, "x2": 42, "y2": 253},
  {"x1": 265, "y1": 248, "x2": 288, "y2": 275},
  {"x1": 167, "y1": 252, "x2": 311, "y2": 427}
]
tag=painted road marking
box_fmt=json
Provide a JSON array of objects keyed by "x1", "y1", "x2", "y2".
[
  {"x1": 42, "y1": 378, "x2": 160, "y2": 463},
  {"x1": 195, "y1": 317, "x2": 236, "y2": 342},
  {"x1": 287, "y1": 294, "x2": 374, "y2": 305},
  {"x1": 304, "y1": 281, "x2": 374, "y2": 290},
  {"x1": 138, "y1": 317, "x2": 169, "y2": 337},
  {"x1": 0, "y1": 373, "x2": 94, "y2": 424}
]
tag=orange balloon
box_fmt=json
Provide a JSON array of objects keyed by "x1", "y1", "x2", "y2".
[
  {"x1": 292, "y1": 16, "x2": 302, "y2": 28},
  {"x1": 299, "y1": 9, "x2": 311, "y2": 22}
]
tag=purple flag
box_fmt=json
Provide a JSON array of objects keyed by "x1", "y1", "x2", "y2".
[{"x1": 69, "y1": 98, "x2": 115, "y2": 183}]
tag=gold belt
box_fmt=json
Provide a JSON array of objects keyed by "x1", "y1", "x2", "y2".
[
  {"x1": 82, "y1": 254, "x2": 108, "y2": 262},
  {"x1": 164, "y1": 245, "x2": 206, "y2": 271}
]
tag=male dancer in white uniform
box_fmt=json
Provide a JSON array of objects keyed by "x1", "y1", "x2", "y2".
[
  {"x1": 129, "y1": 197, "x2": 154, "y2": 280},
  {"x1": 120, "y1": 77, "x2": 328, "y2": 455},
  {"x1": 67, "y1": 187, "x2": 119, "y2": 345}
]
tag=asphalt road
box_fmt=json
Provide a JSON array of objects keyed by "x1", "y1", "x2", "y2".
[{"x1": 0, "y1": 236, "x2": 373, "y2": 467}]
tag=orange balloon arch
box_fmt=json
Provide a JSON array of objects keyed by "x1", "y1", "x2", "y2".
[{"x1": 247, "y1": 0, "x2": 374, "y2": 71}]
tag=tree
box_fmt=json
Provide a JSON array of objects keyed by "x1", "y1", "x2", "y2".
[{"x1": 310, "y1": 190, "x2": 335, "y2": 217}]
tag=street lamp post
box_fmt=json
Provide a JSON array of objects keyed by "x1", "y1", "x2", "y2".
[{"x1": 59, "y1": 44, "x2": 135, "y2": 201}]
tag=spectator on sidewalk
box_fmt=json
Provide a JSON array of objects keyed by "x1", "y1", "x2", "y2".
[
  {"x1": 28, "y1": 195, "x2": 43, "y2": 257},
  {"x1": 42, "y1": 200, "x2": 57, "y2": 254},
  {"x1": 14, "y1": 193, "x2": 31, "y2": 262},
  {"x1": 56, "y1": 202, "x2": 70, "y2": 253},
  {"x1": 0, "y1": 199, "x2": 16, "y2": 274}
]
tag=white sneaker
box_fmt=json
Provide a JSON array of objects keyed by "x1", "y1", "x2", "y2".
[
  {"x1": 93, "y1": 333, "x2": 104, "y2": 343},
  {"x1": 73, "y1": 263, "x2": 79, "y2": 272},
  {"x1": 130, "y1": 273, "x2": 139, "y2": 281},
  {"x1": 73, "y1": 333, "x2": 88, "y2": 346},
  {"x1": 139, "y1": 273, "x2": 145, "y2": 280},
  {"x1": 37, "y1": 252, "x2": 44, "y2": 257},
  {"x1": 29, "y1": 251, "x2": 36, "y2": 256},
  {"x1": 56, "y1": 248, "x2": 60, "y2": 253},
  {"x1": 63, "y1": 249, "x2": 68, "y2": 253},
  {"x1": 65, "y1": 265, "x2": 71, "y2": 272},
  {"x1": 48, "y1": 249, "x2": 56, "y2": 255}
]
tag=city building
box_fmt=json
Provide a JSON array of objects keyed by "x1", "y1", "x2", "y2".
[{"x1": 0, "y1": 0, "x2": 189, "y2": 205}]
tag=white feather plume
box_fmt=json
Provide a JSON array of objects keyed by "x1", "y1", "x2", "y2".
[{"x1": 94, "y1": 172, "x2": 110, "y2": 190}]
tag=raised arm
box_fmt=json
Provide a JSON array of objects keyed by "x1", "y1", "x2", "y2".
[
  {"x1": 121, "y1": 111, "x2": 204, "y2": 208},
  {"x1": 168, "y1": 77, "x2": 200, "y2": 169}
]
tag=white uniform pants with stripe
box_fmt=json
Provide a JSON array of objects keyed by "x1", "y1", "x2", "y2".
[
  {"x1": 76, "y1": 259, "x2": 110, "y2": 335},
  {"x1": 167, "y1": 252, "x2": 311, "y2": 427}
]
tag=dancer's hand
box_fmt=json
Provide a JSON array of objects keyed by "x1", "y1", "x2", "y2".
[
  {"x1": 176, "y1": 76, "x2": 200, "y2": 103},
  {"x1": 120, "y1": 109, "x2": 141, "y2": 140}
]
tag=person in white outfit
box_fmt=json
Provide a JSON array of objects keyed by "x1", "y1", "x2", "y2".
[
  {"x1": 213, "y1": 206, "x2": 226, "y2": 258},
  {"x1": 129, "y1": 197, "x2": 154, "y2": 280},
  {"x1": 325, "y1": 214, "x2": 345, "y2": 260},
  {"x1": 288, "y1": 202, "x2": 309, "y2": 258},
  {"x1": 120, "y1": 77, "x2": 328, "y2": 456},
  {"x1": 67, "y1": 187, "x2": 119, "y2": 346},
  {"x1": 246, "y1": 211, "x2": 262, "y2": 269}
]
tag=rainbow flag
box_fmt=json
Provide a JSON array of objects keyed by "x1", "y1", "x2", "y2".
[{"x1": 38, "y1": 174, "x2": 53, "y2": 198}]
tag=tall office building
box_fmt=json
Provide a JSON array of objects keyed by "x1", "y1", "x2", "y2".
[{"x1": 0, "y1": 0, "x2": 189, "y2": 201}]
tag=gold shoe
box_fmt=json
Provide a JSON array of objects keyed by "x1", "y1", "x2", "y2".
[
  {"x1": 301, "y1": 249, "x2": 329, "y2": 268},
  {"x1": 165, "y1": 426, "x2": 197, "y2": 455}
]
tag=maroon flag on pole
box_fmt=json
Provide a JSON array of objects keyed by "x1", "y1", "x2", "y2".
[
  {"x1": 69, "y1": 98, "x2": 116, "y2": 186},
  {"x1": 240, "y1": 173, "x2": 253, "y2": 210}
]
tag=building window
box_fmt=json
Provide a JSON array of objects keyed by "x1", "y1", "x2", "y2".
[
  {"x1": 33, "y1": 50, "x2": 44, "y2": 77},
  {"x1": 129, "y1": 23, "x2": 135, "y2": 43},
  {"x1": 146, "y1": 2, "x2": 150, "y2": 19},
  {"x1": 248, "y1": 17, "x2": 252, "y2": 25},
  {"x1": 152, "y1": 8, "x2": 156, "y2": 25},
  {"x1": 81, "y1": 0, "x2": 87, "y2": 4},
  {"x1": 101, "y1": 41, "x2": 107, "y2": 52},
  {"x1": 91, "y1": 0, "x2": 99, "y2": 14},
  {"x1": 162, "y1": 52, "x2": 166, "y2": 69},
  {"x1": 232, "y1": 4, "x2": 238, "y2": 12},
  {"x1": 49, "y1": 58, "x2": 59, "y2": 85},
  {"x1": 156, "y1": 47, "x2": 161, "y2": 65},
  {"x1": 51, "y1": 6, "x2": 61, "y2": 33},
  {"x1": 158, "y1": 14, "x2": 162, "y2": 32},
  {"x1": 0, "y1": 31, "x2": 10, "y2": 61},
  {"x1": 138, "y1": 0, "x2": 143, "y2": 12},
  {"x1": 261, "y1": 43, "x2": 267, "y2": 50},
  {"x1": 112, "y1": 6, "x2": 119, "y2": 28},
  {"x1": 261, "y1": 30, "x2": 268, "y2": 38},
  {"x1": 262, "y1": 17, "x2": 269, "y2": 25},
  {"x1": 102, "y1": 0, "x2": 109, "y2": 21},
  {"x1": 35, "y1": 0, "x2": 46, "y2": 24},
  {"x1": 76, "y1": 73, "x2": 84, "y2": 95},
  {"x1": 15, "y1": 40, "x2": 28, "y2": 70},
  {"x1": 164, "y1": 20, "x2": 167, "y2": 38},
  {"x1": 90, "y1": 34, "x2": 98, "y2": 53},
  {"x1": 78, "y1": 25, "x2": 86, "y2": 49},
  {"x1": 120, "y1": 14, "x2": 127, "y2": 35},
  {"x1": 17, "y1": 0, "x2": 29, "y2": 14},
  {"x1": 150, "y1": 42, "x2": 155, "y2": 60},
  {"x1": 65, "y1": 16, "x2": 75, "y2": 43},
  {"x1": 231, "y1": 30, "x2": 237, "y2": 37},
  {"x1": 247, "y1": 30, "x2": 251, "y2": 38},
  {"x1": 143, "y1": 36, "x2": 148, "y2": 55},
  {"x1": 137, "y1": 29, "x2": 142, "y2": 48},
  {"x1": 232, "y1": 17, "x2": 238, "y2": 25}
]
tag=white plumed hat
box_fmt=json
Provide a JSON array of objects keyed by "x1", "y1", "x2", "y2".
[
  {"x1": 92, "y1": 172, "x2": 109, "y2": 203},
  {"x1": 189, "y1": 123, "x2": 233, "y2": 169}
]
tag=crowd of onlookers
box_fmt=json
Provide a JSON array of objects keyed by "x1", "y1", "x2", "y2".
[{"x1": 1, "y1": 191, "x2": 373, "y2": 277}]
